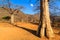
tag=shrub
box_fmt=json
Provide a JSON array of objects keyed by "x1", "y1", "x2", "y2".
[{"x1": 2, "y1": 16, "x2": 10, "y2": 20}]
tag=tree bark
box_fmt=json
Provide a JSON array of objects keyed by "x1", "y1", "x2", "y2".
[
  {"x1": 37, "y1": 0, "x2": 46, "y2": 37},
  {"x1": 37, "y1": 0, "x2": 54, "y2": 38},
  {"x1": 11, "y1": 14, "x2": 14, "y2": 24},
  {"x1": 44, "y1": 0, "x2": 54, "y2": 38}
]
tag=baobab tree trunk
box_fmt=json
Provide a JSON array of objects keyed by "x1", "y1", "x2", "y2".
[
  {"x1": 40, "y1": 15, "x2": 46, "y2": 37},
  {"x1": 44, "y1": 0, "x2": 54, "y2": 38},
  {"x1": 37, "y1": 0, "x2": 54, "y2": 38},
  {"x1": 11, "y1": 14, "x2": 14, "y2": 24},
  {"x1": 37, "y1": 0, "x2": 46, "y2": 37}
]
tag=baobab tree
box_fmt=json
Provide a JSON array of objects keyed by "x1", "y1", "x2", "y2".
[
  {"x1": 1, "y1": 0, "x2": 24, "y2": 24},
  {"x1": 36, "y1": 0, "x2": 54, "y2": 38},
  {"x1": 28, "y1": 0, "x2": 54, "y2": 38}
]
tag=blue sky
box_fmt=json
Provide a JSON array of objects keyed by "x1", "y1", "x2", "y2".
[
  {"x1": 10, "y1": 0, "x2": 38, "y2": 15},
  {"x1": 0, "y1": 0, "x2": 60, "y2": 15},
  {"x1": 49, "y1": 0, "x2": 60, "y2": 16}
]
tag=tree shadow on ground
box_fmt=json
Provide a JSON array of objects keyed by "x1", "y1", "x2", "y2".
[
  {"x1": 9, "y1": 23, "x2": 50, "y2": 38},
  {"x1": 13, "y1": 25, "x2": 40, "y2": 38}
]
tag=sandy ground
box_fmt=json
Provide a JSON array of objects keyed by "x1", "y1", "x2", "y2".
[{"x1": 0, "y1": 22, "x2": 60, "y2": 40}]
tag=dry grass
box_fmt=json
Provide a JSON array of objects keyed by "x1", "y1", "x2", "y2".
[{"x1": 0, "y1": 22, "x2": 60, "y2": 40}]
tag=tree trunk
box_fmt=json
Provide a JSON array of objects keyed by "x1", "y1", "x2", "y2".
[
  {"x1": 11, "y1": 14, "x2": 14, "y2": 24},
  {"x1": 44, "y1": 0, "x2": 54, "y2": 38},
  {"x1": 37, "y1": 0, "x2": 46, "y2": 37},
  {"x1": 37, "y1": 0, "x2": 54, "y2": 38}
]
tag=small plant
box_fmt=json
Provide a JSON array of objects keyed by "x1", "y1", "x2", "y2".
[{"x1": 2, "y1": 16, "x2": 10, "y2": 20}]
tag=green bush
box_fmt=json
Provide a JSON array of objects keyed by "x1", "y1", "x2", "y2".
[{"x1": 2, "y1": 16, "x2": 10, "y2": 20}]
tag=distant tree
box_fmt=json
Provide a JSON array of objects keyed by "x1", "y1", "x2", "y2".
[{"x1": 1, "y1": 0, "x2": 24, "y2": 24}]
